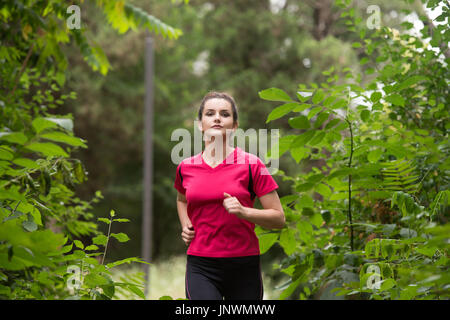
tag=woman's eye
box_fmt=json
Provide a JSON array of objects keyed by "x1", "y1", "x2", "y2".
[{"x1": 221, "y1": 112, "x2": 230, "y2": 117}]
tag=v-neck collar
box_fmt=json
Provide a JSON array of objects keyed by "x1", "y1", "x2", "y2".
[{"x1": 201, "y1": 147, "x2": 237, "y2": 171}]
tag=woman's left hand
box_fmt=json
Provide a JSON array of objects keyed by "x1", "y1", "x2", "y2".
[{"x1": 223, "y1": 192, "x2": 247, "y2": 219}]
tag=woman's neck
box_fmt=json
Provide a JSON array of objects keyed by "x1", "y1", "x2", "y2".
[{"x1": 203, "y1": 138, "x2": 235, "y2": 164}]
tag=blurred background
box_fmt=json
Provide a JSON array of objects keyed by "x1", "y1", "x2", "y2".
[{"x1": 48, "y1": 0, "x2": 434, "y2": 298}]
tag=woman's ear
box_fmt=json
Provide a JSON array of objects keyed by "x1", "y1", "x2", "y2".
[{"x1": 197, "y1": 119, "x2": 203, "y2": 132}]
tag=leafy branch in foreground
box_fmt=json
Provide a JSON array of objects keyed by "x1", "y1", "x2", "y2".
[{"x1": 255, "y1": 0, "x2": 449, "y2": 300}]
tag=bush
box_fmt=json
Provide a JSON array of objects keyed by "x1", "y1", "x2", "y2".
[{"x1": 256, "y1": 0, "x2": 449, "y2": 300}]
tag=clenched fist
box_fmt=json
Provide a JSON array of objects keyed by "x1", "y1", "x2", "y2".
[
  {"x1": 223, "y1": 192, "x2": 248, "y2": 219},
  {"x1": 181, "y1": 222, "x2": 195, "y2": 246}
]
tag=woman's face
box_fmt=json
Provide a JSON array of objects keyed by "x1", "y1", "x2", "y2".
[{"x1": 199, "y1": 98, "x2": 237, "y2": 137}]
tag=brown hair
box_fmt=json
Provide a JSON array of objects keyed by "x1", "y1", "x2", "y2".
[{"x1": 198, "y1": 91, "x2": 238, "y2": 125}]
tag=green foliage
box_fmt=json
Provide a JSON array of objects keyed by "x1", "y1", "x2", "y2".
[
  {"x1": 0, "y1": 0, "x2": 178, "y2": 299},
  {"x1": 257, "y1": 0, "x2": 449, "y2": 300}
]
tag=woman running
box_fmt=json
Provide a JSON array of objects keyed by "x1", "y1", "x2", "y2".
[{"x1": 174, "y1": 91, "x2": 285, "y2": 300}]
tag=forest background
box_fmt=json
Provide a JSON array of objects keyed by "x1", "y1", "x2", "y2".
[{"x1": 0, "y1": 0, "x2": 448, "y2": 300}]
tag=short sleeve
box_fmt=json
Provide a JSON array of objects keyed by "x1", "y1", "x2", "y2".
[
  {"x1": 173, "y1": 162, "x2": 186, "y2": 195},
  {"x1": 252, "y1": 159, "x2": 278, "y2": 197}
]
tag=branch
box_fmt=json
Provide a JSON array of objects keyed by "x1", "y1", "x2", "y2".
[{"x1": 9, "y1": 42, "x2": 35, "y2": 99}]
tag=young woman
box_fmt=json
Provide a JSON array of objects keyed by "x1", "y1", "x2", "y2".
[{"x1": 173, "y1": 92, "x2": 285, "y2": 300}]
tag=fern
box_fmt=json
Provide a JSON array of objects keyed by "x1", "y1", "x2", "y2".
[
  {"x1": 97, "y1": 0, "x2": 183, "y2": 39},
  {"x1": 380, "y1": 159, "x2": 420, "y2": 193},
  {"x1": 112, "y1": 269, "x2": 146, "y2": 300}
]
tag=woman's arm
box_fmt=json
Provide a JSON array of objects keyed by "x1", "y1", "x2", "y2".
[
  {"x1": 223, "y1": 191, "x2": 285, "y2": 229},
  {"x1": 176, "y1": 191, "x2": 195, "y2": 245}
]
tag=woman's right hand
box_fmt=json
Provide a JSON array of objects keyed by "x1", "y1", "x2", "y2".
[{"x1": 181, "y1": 222, "x2": 195, "y2": 246}]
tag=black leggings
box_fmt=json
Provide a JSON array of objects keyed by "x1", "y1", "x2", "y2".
[{"x1": 185, "y1": 255, "x2": 263, "y2": 300}]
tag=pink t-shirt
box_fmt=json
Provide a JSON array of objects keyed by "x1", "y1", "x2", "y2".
[{"x1": 173, "y1": 146, "x2": 279, "y2": 258}]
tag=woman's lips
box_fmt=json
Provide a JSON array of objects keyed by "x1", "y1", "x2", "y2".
[{"x1": 211, "y1": 125, "x2": 223, "y2": 128}]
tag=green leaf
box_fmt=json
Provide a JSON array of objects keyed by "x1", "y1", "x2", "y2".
[
  {"x1": 123, "y1": 2, "x2": 182, "y2": 40},
  {"x1": 25, "y1": 142, "x2": 69, "y2": 157},
  {"x1": 385, "y1": 94, "x2": 405, "y2": 107},
  {"x1": 60, "y1": 243, "x2": 73, "y2": 254},
  {"x1": 279, "y1": 278, "x2": 302, "y2": 300},
  {"x1": 291, "y1": 131, "x2": 316, "y2": 148},
  {"x1": 110, "y1": 232, "x2": 130, "y2": 243},
  {"x1": 12, "y1": 158, "x2": 40, "y2": 169},
  {"x1": 30, "y1": 207, "x2": 42, "y2": 226},
  {"x1": 40, "y1": 132, "x2": 87, "y2": 148},
  {"x1": 296, "y1": 91, "x2": 313, "y2": 103},
  {"x1": 290, "y1": 147, "x2": 309, "y2": 163},
  {"x1": 32, "y1": 117, "x2": 58, "y2": 133},
  {"x1": 310, "y1": 213, "x2": 324, "y2": 228},
  {"x1": 295, "y1": 182, "x2": 314, "y2": 192},
  {"x1": 314, "y1": 112, "x2": 329, "y2": 128},
  {"x1": 44, "y1": 118, "x2": 74, "y2": 131},
  {"x1": 98, "y1": 218, "x2": 111, "y2": 224},
  {"x1": 370, "y1": 92, "x2": 382, "y2": 102},
  {"x1": 266, "y1": 103, "x2": 299, "y2": 123},
  {"x1": 415, "y1": 246, "x2": 437, "y2": 258},
  {"x1": 92, "y1": 235, "x2": 108, "y2": 246},
  {"x1": 279, "y1": 228, "x2": 296, "y2": 255},
  {"x1": 330, "y1": 99, "x2": 347, "y2": 109},
  {"x1": 22, "y1": 220, "x2": 38, "y2": 232},
  {"x1": 325, "y1": 118, "x2": 341, "y2": 129},
  {"x1": 322, "y1": 95, "x2": 337, "y2": 106},
  {"x1": 307, "y1": 106, "x2": 322, "y2": 120},
  {"x1": 399, "y1": 285, "x2": 418, "y2": 300},
  {"x1": 308, "y1": 131, "x2": 325, "y2": 145},
  {"x1": 297, "y1": 194, "x2": 314, "y2": 208},
  {"x1": 367, "y1": 149, "x2": 383, "y2": 163},
  {"x1": 106, "y1": 257, "x2": 147, "y2": 268},
  {"x1": 3, "y1": 210, "x2": 25, "y2": 222},
  {"x1": 0, "y1": 148, "x2": 14, "y2": 160},
  {"x1": 113, "y1": 218, "x2": 130, "y2": 223},
  {"x1": 396, "y1": 75, "x2": 427, "y2": 91},
  {"x1": 258, "y1": 232, "x2": 279, "y2": 254},
  {"x1": 127, "y1": 284, "x2": 146, "y2": 299},
  {"x1": 380, "y1": 278, "x2": 396, "y2": 291},
  {"x1": 110, "y1": 209, "x2": 116, "y2": 217},
  {"x1": 297, "y1": 221, "x2": 313, "y2": 243},
  {"x1": 74, "y1": 240, "x2": 84, "y2": 249},
  {"x1": 360, "y1": 109, "x2": 370, "y2": 122},
  {"x1": 269, "y1": 135, "x2": 296, "y2": 158},
  {"x1": 74, "y1": 162, "x2": 86, "y2": 183},
  {"x1": 312, "y1": 89, "x2": 325, "y2": 104},
  {"x1": 0, "y1": 132, "x2": 28, "y2": 145},
  {"x1": 288, "y1": 115, "x2": 310, "y2": 129},
  {"x1": 84, "y1": 273, "x2": 109, "y2": 287},
  {"x1": 315, "y1": 183, "x2": 332, "y2": 198},
  {"x1": 292, "y1": 104, "x2": 310, "y2": 112},
  {"x1": 258, "y1": 88, "x2": 292, "y2": 102}
]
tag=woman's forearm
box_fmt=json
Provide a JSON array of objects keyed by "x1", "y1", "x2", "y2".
[
  {"x1": 176, "y1": 199, "x2": 190, "y2": 228},
  {"x1": 242, "y1": 206, "x2": 285, "y2": 229}
]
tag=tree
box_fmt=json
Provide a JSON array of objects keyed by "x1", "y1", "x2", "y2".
[
  {"x1": 257, "y1": 0, "x2": 449, "y2": 299},
  {"x1": 0, "y1": 0, "x2": 180, "y2": 299}
]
